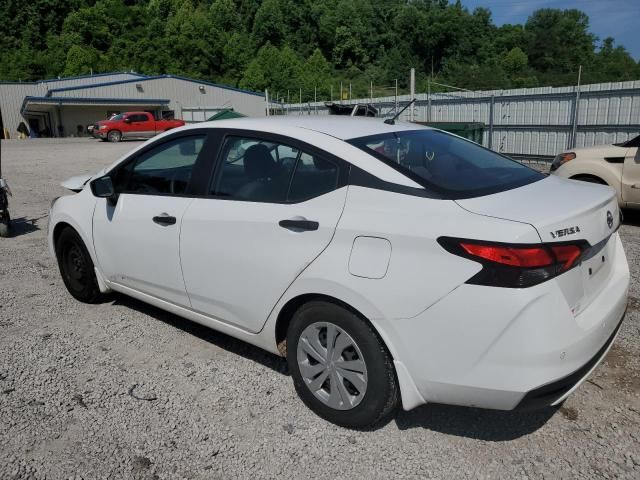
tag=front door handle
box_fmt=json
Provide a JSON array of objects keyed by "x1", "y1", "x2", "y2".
[
  {"x1": 152, "y1": 213, "x2": 177, "y2": 226},
  {"x1": 632, "y1": 184, "x2": 640, "y2": 189},
  {"x1": 279, "y1": 219, "x2": 319, "y2": 232}
]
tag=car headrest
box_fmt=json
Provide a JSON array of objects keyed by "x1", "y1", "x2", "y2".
[{"x1": 244, "y1": 144, "x2": 276, "y2": 180}]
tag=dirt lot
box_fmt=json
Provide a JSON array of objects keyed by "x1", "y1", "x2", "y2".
[{"x1": 1, "y1": 138, "x2": 639, "y2": 479}]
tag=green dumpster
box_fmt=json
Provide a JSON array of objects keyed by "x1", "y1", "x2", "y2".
[
  {"x1": 206, "y1": 109, "x2": 246, "y2": 121},
  {"x1": 414, "y1": 122, "x2": 485, "y2": 144}
]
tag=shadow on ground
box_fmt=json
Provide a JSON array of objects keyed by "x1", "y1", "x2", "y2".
[
  {"x1": 7, "y1": 216, "x2": 41, "y2": 237},
  {"x1": 112, "y1": 293, "x2": 289, "y2": 375},
  {"x1": 394, "y1": 402, "x2": 557, "y2": 441},
  {"x1": 112, "y1": 293, "x2": 558, "y2": 439}
]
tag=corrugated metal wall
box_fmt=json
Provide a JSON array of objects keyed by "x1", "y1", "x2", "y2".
[
  {"x1": 0, "y1": 73, "x2": 265, "y2": 137},
  {"x1": 0, "y1": 73, "x2": 143, "y2": 135},
  {"x1": 282, "y1": 80, "x2": 640, "y2": 158},
  {"x1": 52, "y1": 77, "x2": 265, "y2": 119}
]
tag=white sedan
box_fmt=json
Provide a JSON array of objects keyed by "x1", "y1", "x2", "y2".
[{"x1": 49, "y1": 117, "x2": 629, "y2": 428}]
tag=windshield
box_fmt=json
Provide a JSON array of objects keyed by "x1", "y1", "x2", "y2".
[
  {"x1": 614, "y1": 134, "x2": 640, "y2": 148},
  {"x1": 349, "y1": 129, "x2": 544, "y2": 199},
  {"x1": 111, "y1": 114, "x2": 124, "y2": 121}
]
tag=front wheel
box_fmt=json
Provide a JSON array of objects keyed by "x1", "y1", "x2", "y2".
[
  {"x1": 55, "y1": 227, "x2": 105, "y2": 303},
  {"x1": 287, "y1": 301, "x2": 399, "y2": 428},
  {"x1": 107, "y1": 130, "x2": 122, "y2": 143}
]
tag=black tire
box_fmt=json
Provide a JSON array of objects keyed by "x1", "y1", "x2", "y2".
[
  {"x1": 286, "y1": 300, "x2": 399, "y2": 428},
  {"x1": 0, "y1": 215, "x2": 10, "y2": 237},
  {"x1": 55, "y1": 227, "x2": 105, "y2": 303},
  {"x1": 107, "y1": 130, "x2": 122, "y2": 143}
]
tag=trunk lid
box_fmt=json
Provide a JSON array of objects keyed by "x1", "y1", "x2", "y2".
[
  {"x1": 456, "y1": 175, "x2": 619, "y2": 245},
  {"x1": 456, "y1": 175, "x2": 621, "y2": 315}
]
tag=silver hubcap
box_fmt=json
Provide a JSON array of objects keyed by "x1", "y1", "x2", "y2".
[{"x1": 296, "y1": 322, "x2": 368, "y2": 410}]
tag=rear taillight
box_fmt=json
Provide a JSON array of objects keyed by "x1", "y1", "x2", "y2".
[{"x1": 438, "y1": 237, "x2": 587, "y2": 288}]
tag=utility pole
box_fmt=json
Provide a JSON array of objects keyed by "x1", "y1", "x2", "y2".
[
  {"x1": 427, "y1": 77, "x2": 431, "y2": 122},
  {"x1": 395, "y1": 79, "x2": 398, "y2": 114},
  {"x1": 570, "y1": 65, "x2": 582, "y2": 148},
  {"x1": 370, "y1": 80, "x2": 373, "y2": 104},
  {"x1": 410, "y1": 68, "x2": 415, "y2": 122},
  {"x1": 265, "y1": 89, "x2": 270, "y2": 117},
  {"x1": 349, "y1": 83, "x2": 352, "y2": 101},
  {"x1": 340, "y1": 82, "x2": 343, "y2": 104},
  {"x1": 314, "y1": 86, "x2": 317, "y2": 114},
  {"x1": 330, "y1": 85, "x2": 333, "y2": 102}
]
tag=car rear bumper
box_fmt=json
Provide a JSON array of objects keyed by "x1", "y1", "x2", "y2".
[
  {"x1": 388, "y1": 233, "x2": 630, "y2": 411},
  {"x1": 514, "y1": 310, "x2": 624, "y2": 410}
]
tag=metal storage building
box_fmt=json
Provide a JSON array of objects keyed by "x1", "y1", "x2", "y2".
[{"x1": 0, "y1": 72, "x2": 265, "y2": 138}]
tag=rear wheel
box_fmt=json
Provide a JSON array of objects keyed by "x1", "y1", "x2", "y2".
[
  {"x1": 286, "y1": 301, "x2": 398, "y2": 428},
  {"x1": 55, "y1": 227, "x2": 105, "y2": 303},
  {"x1": 0, "y1": 212, "x2": 10, "y2": 237},
  {"x1": 107, "y1": 130, "x2": 122, "y2": 143}
]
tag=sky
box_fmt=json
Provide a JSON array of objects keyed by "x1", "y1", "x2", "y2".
[{"x1": 460, "y1": 0, "x2": 640, "y2": 60}]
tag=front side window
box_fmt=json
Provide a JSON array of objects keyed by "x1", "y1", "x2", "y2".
[
  {"x1": 210, "y1": 136, "x2": 341, "y2": 203},
  {"x1": 115, "y1": 135, "x2": 205, "y2": 195},
  {"x1": 349, "y1": 129, "x2": 544, "y2": 198},
  {"x1": 129, "y1": 114, "x2": 149, "y2": 122}
]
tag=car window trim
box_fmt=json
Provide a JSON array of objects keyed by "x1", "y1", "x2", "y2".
[
  {"x1": 107, "y1": 128, "x2": 215, "y2": 198},
  {"x1": 203, "y1": 129, "x2": 349, "y2": 205}
]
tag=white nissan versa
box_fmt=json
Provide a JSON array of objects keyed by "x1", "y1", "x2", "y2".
[{"x1": 49, "y1": 117, "x2": 629, "y2": 428}]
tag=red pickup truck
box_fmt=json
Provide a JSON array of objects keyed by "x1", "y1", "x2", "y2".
[{"x1": 94, "y1": 112, "x2": 185, "y2": 142}]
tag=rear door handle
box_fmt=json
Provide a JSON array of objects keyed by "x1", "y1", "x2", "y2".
[
  {"x1": 279, "y1": 219, "x2": 319, "y2": 232},
  {"x1": 152, "y1": 213, "x2": 177, "y2": 226},
  {"x1": 632, "y1": 184, "x2": 640, "y2": 189}
]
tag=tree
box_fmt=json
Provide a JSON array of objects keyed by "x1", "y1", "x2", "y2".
[
  {"x1": 63, "y1": 44, "x2": 100, "y2": 76},
  {"x1": 525, "y1": 9, "x2": 596, "y2": 80},
  {"x1": 0, "y1": 1, "x2": 637, "y2": 95}
]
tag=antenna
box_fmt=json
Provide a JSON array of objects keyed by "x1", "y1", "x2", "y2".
[{"x1": 384, "y1": 98, "x2": 416, "y2": 125}]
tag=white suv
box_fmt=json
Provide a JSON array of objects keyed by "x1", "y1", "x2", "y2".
[
  {"x1": 550, "y1": 134, "x2": 640, "y2": 209},
  {"x1": 49, "y1": 117, "x2": 629, "y2": 427}
]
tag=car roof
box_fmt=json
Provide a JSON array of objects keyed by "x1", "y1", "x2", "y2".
[
  {"x1": 100, "y1": 115, "x2": 427, "y2": 189},
  {"x1": 186, "y1": 116, "x2": 429, "y2": 140}
]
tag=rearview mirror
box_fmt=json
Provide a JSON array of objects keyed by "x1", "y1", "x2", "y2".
[
  {"x1": 123, "y1": 118, "x2": 131, "y2": 123},
  {"x1": 90, "y1": 175, "x2": 116, "y2": 203}
]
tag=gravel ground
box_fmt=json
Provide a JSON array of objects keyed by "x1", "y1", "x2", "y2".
[{"x1": 1, "y1": 138, "x2": 639, "y2": 479}]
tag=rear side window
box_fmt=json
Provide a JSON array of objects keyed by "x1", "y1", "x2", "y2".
[
  {"x1": 210, "y1": 136, "x2": 341, "y2": 203},
  {"x1": 349, "y1": 129, "x2": 543, "y2": 199},
  {"x1": 289, "y1": 153, "x2": 339, "y2": 202},
  {"x1": 116, "y1": 135, "x2": 205, "y2": 195}
]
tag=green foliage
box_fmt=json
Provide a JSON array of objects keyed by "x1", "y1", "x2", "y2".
[{"x1": 0, "y1": 0, "x2": 638, "y2": 97}]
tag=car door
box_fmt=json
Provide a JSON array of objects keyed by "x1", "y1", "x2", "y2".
[
  {"x1": 126, "y1": 113, "x2": 153, "y2": 138},
  {"x1": 92, "y1": 132, "x2": 209, "y2": 306},
  {"x1": 621, "y1": 145, "x2": 640, "y2": 206},
  {"x1": 180, "y1": 132, "x2": 349, "y2": 333}
]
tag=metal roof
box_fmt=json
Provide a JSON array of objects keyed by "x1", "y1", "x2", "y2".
[
  {"x1": 46, "y1": 74, "x2": 264, "y2": 98},
  {"x1": 21, "y1": 96, "x2": 170, "y2": 114},
  {"x1": 0, "y1": 71, "x2": 147, "y2": 86}
]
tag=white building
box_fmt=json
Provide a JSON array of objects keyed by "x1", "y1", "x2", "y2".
[{"x1": 0, "y1": 71, "x2": 265, "y2": 138}]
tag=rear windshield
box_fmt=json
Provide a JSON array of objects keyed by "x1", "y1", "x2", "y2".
[{"x1": 349, "y1": 129, "x2": 544, "y2": 199}]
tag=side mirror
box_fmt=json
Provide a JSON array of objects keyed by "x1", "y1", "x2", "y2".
[
  {"x1": 123, "y1": 118, "x2": 131, "y2": 124},
  {"x1": 90, "y1": 175, "x2": 117, "y2": 204}
]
